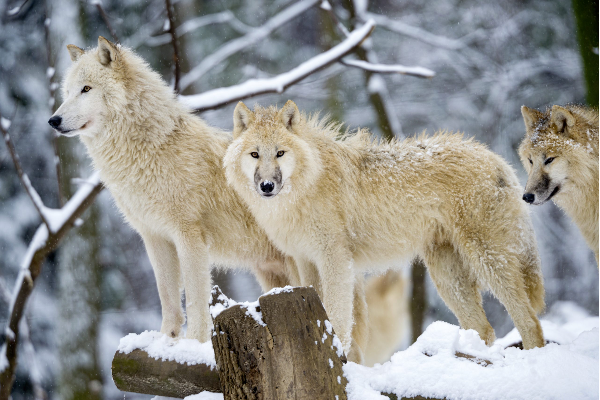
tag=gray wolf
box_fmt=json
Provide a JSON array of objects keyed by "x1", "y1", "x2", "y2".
[
  {"x1": 519, "y1": 105, "x2": 598, "y2": 263},
  {"x1": 224, "y1": 100, "x2": 546, "y2": 351},
  {"x1": 48, "y1": 38, "x2": 377, "y2": 363}
]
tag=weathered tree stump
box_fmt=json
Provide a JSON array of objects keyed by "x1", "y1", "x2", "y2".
[
  {"x1": 111, "y1": 348, "x2": 220, "y2": 397},
  {"x1": 211, "y1": 286, "x2": 348, "y2": 400}
]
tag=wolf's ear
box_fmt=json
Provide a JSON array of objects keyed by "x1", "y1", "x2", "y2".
[
  {"x1": 279, "y1": 100, "x2": 300, "y2": 132},
  {"x1": 550, "y1": 105, "x2": 575, "y2": 135},
  {"x1": 97, "y1": 36, "x2": 120, "y2": 67},
  {"x1": 67, "y1": 45, "x2": 84, "y2": 62},
  {"x1": 233, "y1": 102, "x2": 255, "y2": 139},
  {"x1": 521, "y1": 106, "x2": 543, "y2": 134}
]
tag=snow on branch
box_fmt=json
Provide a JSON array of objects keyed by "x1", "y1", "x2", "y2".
[
  {"x1": 364, "y1": 12, "x2": 464, "y2": 50},
  {"x1": 0, "y1": 119, "x2": 103, "y2": 399},
  {"x1": 179, "y1": 20, "x2": 376, "y2": 112},
  {"x1": 179, "y1": 0, "x2": 321, "y2": 92},
  {"x1": 341, "y1": 58, "x2": 435, "y2": 78}
]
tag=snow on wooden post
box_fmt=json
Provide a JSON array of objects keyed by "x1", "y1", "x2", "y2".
[{"x1": 210, "y1": 286, "x2": 348, "y2": 400}]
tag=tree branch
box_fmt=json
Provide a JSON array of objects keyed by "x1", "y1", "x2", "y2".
[
  {"x1": 92, "y1": 0, "x2": 120, "y2": 43},
  {"x1": 363, "y1": 12, "x2": 465, "y2": 50},
  {"x1": 179, "y1": 20, "x2": 375, "y2": 112},
  {"x1": 0, "y1": 159, "x2": 103, "y2": 400},
  {"x1": 164, "y1": 0, "x2": 181, "y2": 93},
  {"x1": 340, "y1": 58, "x2": 435, "y2": 78},
  {"x1": 146, "y1": 11, "x2": 253, "y2": 47},
  {"x1": 179, "y1": 0, "x2": 321, "y2": 92},
  {"x1": 1, "y1": 115, "x2": 52, "y2": 230}
]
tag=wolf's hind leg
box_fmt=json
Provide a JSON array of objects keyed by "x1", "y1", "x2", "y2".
[
  {"x1": 423, "y1": 243, "x2": 496, "y2": 345},
  {"x1": 142, "y1": 234, "x2": 185, "y2": 338},
  {"x1": 347, "y1": 274, "x2": 368, "y2": 364}
]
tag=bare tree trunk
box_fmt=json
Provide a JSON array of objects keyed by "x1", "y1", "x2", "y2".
[
  {"x1": 571, "y1": 0, "x2": 599, "y2": 106},
  {"x1": 49, "y1": 1, "x2": 104, "y2": 398},
  {"x1": 211, "y1": 286, "x2": 348, "y2": 400}
]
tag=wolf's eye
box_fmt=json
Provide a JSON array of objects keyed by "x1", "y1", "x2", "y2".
[
  {"x1": 544, "y1": 157, "x2": 555, "y2": 165},
  {"x1": 528, "y1": 158, "x2": 533, "y2": 165},
  {"x1": 276, "y1": 150, "x2": 285, "y2": 158},
  {"x1": 250, "y1": 152, "x2": 259, "y2": 159},
  {"x1": 81, "y1": 86, "x2": 92, "y2": 93}
]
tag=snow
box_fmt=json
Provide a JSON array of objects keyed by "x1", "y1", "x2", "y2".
[
  {"x1": 179, "y1": 20, "x2": 375, "y2": 111},
  {"x1": 40, "y1": 171, "x2": 101, "y2": 233},
  {"x1": 184, "y1": 392, "x2": 223, "y2": 400},
  {"x1": 179, "y1": 0, "x2": 321, "y2": 91},
  {"x1": 46, "y1": 67, "x2": 55, "y2": 79},
  {"x1": 209, "y1": 286, "x2": 266, "y2": 326},
  {"x1": 343, "y1": 58, "x2": 435, "y2": 78},
  {"x1": 0, "y1": 344, "x2": 8, "y2": 372},
  {"x1": 117, "y1": 330, "x2": 217, "y2": 369},
  {"x1": 262, "y1": 285, "x2": 295, "y2": 296},
  {"x1": 1, "y1": 117, "x2": 11, "y2": 131},
  {"x1": 344, "y1": 314, "x2": 599, "y2": 400}
]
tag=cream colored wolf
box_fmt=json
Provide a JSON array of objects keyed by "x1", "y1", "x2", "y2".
[
  {"x1": 48, "y1": 37, "x2": 384, "y2": 363},
  {"x1": 519, "y1": 105, "x2": 598, "y2": 263},
  {"x1": 224, "y1": 100, "x2": 546, "y2": 351}
]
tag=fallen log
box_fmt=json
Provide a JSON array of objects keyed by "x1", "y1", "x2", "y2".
[{"x1": 112, "y1": 347, "x2": 220, "y2": 398}]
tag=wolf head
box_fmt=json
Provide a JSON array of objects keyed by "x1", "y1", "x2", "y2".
[
  {"x1": 48, "y1": 36, "x2": 177, "y2": 140},
  {"x1": 48, "y1": 37, "x2": 125, "y2": 137},
  {"x1": 223, "y1": 100, "x2": 321, "y2": 200},
  {"x1": 518, "y1": 105, "x2": 597, "y2": 205}
]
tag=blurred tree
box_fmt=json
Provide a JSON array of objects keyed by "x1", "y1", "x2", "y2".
[
  {"x1": 571, "y1": 0, "x2": 598, "y2": 106},
  {"x1": 48, "y1": 0, "x2": 104, "y2": 399}
]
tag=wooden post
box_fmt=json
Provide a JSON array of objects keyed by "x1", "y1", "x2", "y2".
[{"x1": 211, "y1": 286, "x2": 348, "y2": 400}]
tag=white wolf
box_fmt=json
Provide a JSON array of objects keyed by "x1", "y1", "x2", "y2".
[
  {"x1": 224, "y1": 100, "x2": 546, "y2": 351},
  {"x1": 48, "y1": 37, "x2": 388, "y2": 363},
  {"x1": 519, "y1": 105, "x2": 598, "y2": 263}
]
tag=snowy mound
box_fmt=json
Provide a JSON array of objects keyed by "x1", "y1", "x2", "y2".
[
  {"x1": 344, "y1": 311, "x2": 599, "y2": 400},
  {"x1": 117, "y1": 330, "x2": 216, "y2": 369}
]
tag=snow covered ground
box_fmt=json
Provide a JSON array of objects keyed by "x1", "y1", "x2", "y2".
[{"x1": 125, "y1": 301, "x2": 598, "y2": 400}]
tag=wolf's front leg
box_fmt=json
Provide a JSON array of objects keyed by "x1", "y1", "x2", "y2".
[
  {"x1": 142, "y1": 234, "x2": 185, "y2": 338},
  {"x1": 175, "y1": 232, "x2": 212, "y2": 342},
  {"x1": 317, "y1": 248, "x2": 356, "y2": 355}
]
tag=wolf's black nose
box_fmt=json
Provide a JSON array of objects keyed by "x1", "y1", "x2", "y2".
[
  {"x1": 260, "y1": 181, "x2": 274, "y2": 193},
  {"x1": 522, "y1": 193, "x2": 535, "y2": 204},
  {"x1": 48, "y1": 116, "x2": 62, "y2": 128}
]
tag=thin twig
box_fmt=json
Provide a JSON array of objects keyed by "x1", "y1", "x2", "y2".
[
  {"x1": 340, "y1": 58, "x2": 435, "y2": 78},
  {"x1": 0, "y1": 113, "x2": 51, "y2": 230},
  {"x1": 44, "y1": 0, "x2": 64, "y2": 206},
  {"x1": 93, "y1": 0, "x2": 119, "y2": 42},
  {"x1": 164, "y1": 0, "x2": 181, "y2": 93}
]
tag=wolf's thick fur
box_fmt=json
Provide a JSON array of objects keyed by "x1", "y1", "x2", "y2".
[
  {"x1": 50, "y1": 37, "x2": 302, "y2": 342},
  {"x1": 364, "y1": 271, "x2": 408, "y2": 366},
  {"x1": 519, "y1": 105, "x2": 599, "y2": 263},
  {"x1": 50, "y1": 38, "x2": 379, "y2": 363},
  {"x1": 224, "y1": 101, "x2": 546, "y2": 351}
]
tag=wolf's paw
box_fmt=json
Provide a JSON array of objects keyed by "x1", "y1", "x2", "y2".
[
  {"x1": 185, "y1": 322, "x2": 211, "y2": 343},
  {"x1": 161, "y1": 313, "x2": 185, "y2": 338}
]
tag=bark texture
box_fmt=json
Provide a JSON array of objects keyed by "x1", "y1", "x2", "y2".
[
  {"x1": 111, "y1": 348, "x2": 220, "y2": 397},
  {"x1": 211, "y1": 286, "x2": 348, "y2": 400}
]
